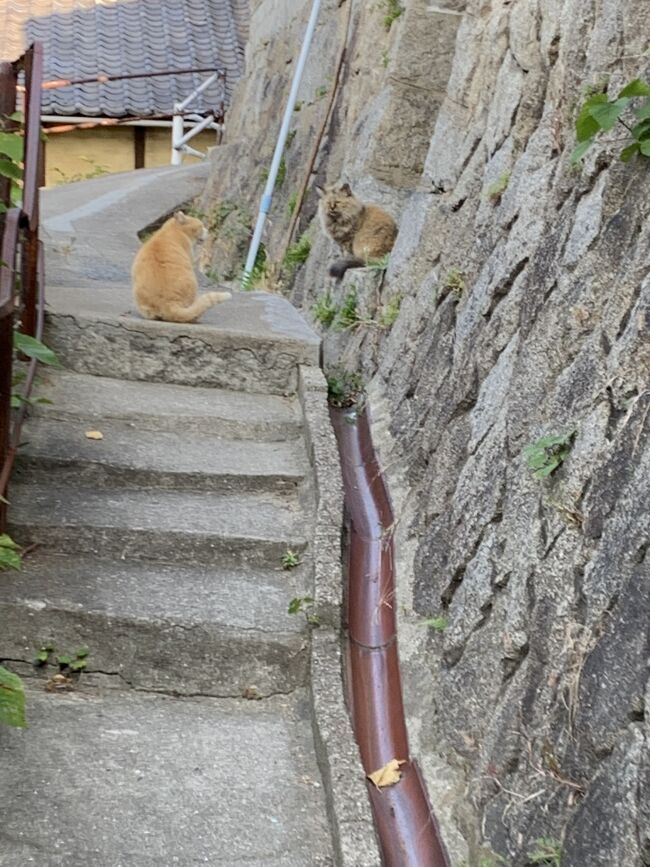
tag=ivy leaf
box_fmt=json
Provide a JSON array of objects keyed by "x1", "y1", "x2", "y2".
[
  {"x1": 0, "y1": 158, "x2": 22, "y2": 180},
  {"x1": 0, "y1": 666, "x2": 26, "y2": 728},
  {"x1": 635, "y1": 101, "x2": 650, "y2": 121},
  {"x1": 617, "y1": 79, "x2": 650, "y2": 98},
  {"x1": 631, "y1": 119, "x2": 650, "y2": 140},
  {"x1": 0, "y1": 534, "x2": 20, "y2": 550},
  {"x1": 640, "y1": 139, "x2": 650, "y2": 156},
  {"x1": 575, "y1": 95, "x2": 607, "y2": 141},
  {"x1": 0, "y1": 132, "x2": 23, "y2": 162},
  {"x1": 570, "y1": 138, "x2": 594, "y2": 163},
  {"x1": 13, "y1": 332, "x2": 60, "y2": 366},
  {"x1": 589, "y1": 97, "x2": 629, "y2": 131},
  {"x1": 620, "y1": 142, "x2": 641, "y2": 162},
  {"x1": 0, "y1": 535, "x2": 21, "y2": 571}
]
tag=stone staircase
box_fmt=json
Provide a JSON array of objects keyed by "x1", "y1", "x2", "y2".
[{"x1": 0, "y1": 166, "x2": 377, "y2": 866}]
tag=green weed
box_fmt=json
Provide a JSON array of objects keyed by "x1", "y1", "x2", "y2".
[
  {"x1": 485, "y1": 170, "x2": 511, "y2": 203},
  {"x1": 312, "y1": 292, "x2": 337, "y2": 328},
  {"x1": 281, "y1": 550, "x2": 302, "y2": 570},
  {"x1": 379, "y1": 293, "x2": 402, "y2": 328},
  {"x1": 527, "y1": 837, "x2": 561, "y2": 866},
  {"x1": 381, "y1": 0, "x2": 404, "y2": 30},
  {"x1": 288, "y1": 596, "x2": 320, "y2": 626},
  {"x1": 333, "y1": 288, "x2": 360, "y2": 330},
  {"x1": 283, "y1": 234, "x2": 311, "y2": 274},
  {"x1": 326, "y1": 368, "x2": 364, "y2": 408},
  {"x1": 419, "y1": 615, "x2": 449, "y2": 632},
  {"x1": 524, "y1": 432, "x2": 575, "y2": 479}
]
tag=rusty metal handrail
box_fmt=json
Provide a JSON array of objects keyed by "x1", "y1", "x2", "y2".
[{"x1": 0, "y1": 43, "x2": 45, "y2": 532}]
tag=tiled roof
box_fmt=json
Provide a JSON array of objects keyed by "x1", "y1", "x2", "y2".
[{"x1": 0, "y1": 0, "x2": 249, "y2": 118}]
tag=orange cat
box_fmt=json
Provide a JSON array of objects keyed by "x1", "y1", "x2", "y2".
[{"x1": 132, "y1": 211, "x2": 231, "y2": 323}]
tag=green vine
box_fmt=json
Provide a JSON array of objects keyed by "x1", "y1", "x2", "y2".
[
  {"x1": 0, "y1": 111, "x2": 24, "y2": 212},
  {"x1": 571, "y1": 78, "x2": 650, "y2": 163}
]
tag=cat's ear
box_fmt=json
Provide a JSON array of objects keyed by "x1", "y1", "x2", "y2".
[
  {"x1": 174, "y1": 210, "x2": 188, "y2": 224},
  {"x1": 315, "y1": 185, "x2": 325, "y2": 198},
  {"x1": 340, "y1": 182, "x2": 352, "y2": 196}
]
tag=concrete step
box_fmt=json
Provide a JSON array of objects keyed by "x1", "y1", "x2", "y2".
[
  {"x1": 0, "y1": 684, "x2": 335, "y2": 866},
  {"x1": 44, "y1": 284, "x2": 320, "y2": 395},
  {"x1": 0, "y1": 552, "x2": 310, "y2": 697},
  {"x1": 15, "y1": 417, "x2": 307, "y2": 495},
  {"x1": 8, "y1": 483, "x2": 308, "y2": 568},
  {"x1": 29, "y1": 368, "x2": 303, "y2": 442}
]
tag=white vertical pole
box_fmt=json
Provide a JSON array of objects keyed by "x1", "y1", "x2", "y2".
[
  {"x1": 242, "y1": 0, "x2": 322, "y2": 287},
  {"x1": 171, "y1": 109, "x2": 184, "y2": 165}
]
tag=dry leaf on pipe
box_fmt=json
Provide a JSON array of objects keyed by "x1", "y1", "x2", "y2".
[
  {"x1": 85, "y1": 430, "x2": 104, "y2": 440},
  {"x1": 367, "y1": 759, "x2": 406, "y2": 789}
]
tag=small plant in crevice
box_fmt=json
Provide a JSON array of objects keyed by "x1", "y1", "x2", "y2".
[
  {"x1": 524, "y1": 431, "x2": 575, "y2": 479},
  {"x1": 326, "y1": 368, "x2": 365, "y2": 408},
  {"x1": 443, "y1": 268, "x2": 466, "y2": 299},
  {"x1": 485, "y1": 170, "x2": 511, "y2": 204},
  {"x1": 571, "y1": 77, "x2": 650, "y2": 163},
  {"x1": 381, "y1": 0, "x2": 404, "y2": 31},
  {"x1": 283, "y1": 234, "x2": 311, "y2": 275},
  {"x1": 287, "y1": 191, "x2": 298, "y2": 215},
  {"x1": 312, "y1": 291, "x2": 337, "y2": 328},
  {"x1": 314, "y1": 84, "x2": 329, "y2": 100},
  {"x1": 419, "y1": 615, "x2": 449, "y2": 632},
  {"x1": 366, "y1": 253, "x2": 391, "y2": 271},
  {"x1": 288, "y1": 596, "x2": 320, "y2": 627},
  {"x1": 285, "y1": 129, "x2": 297, "y2": 148},
  {"x1": 379, "y1": 293, "x2": 402, "y2": 328},
  {"x1": 34, "y1": 644, "x2": 90, "y2": 673},
  {"x1": 526, "y1": 837, "x2": 561, "y2": 866},
  {"x1": 260, "y1": 156, "x2": 287, "y2": 189},
  {"x1": 281, "y1": 549, "x2": 302, "y2": 570},
  {"x1": 333, "y1": 287, "x2": 361, "y2": 330}
]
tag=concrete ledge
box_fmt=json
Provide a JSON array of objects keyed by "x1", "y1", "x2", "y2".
[
  {"x1": 45, "y1": 287, "x2": 320, "y2": 395},
  {"x1": 298, "y1": 365, "x2": 380, "y2": 867}
]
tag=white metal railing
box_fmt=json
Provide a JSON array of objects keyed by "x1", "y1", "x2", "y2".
[{"x1": 171, "y1": 71, "x2": 225, "y2": 165}]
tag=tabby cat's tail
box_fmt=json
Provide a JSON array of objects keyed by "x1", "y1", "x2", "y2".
[
  {"x1": 329, "y1": 257, "x2": 365, "y2": 280},
  {"x1": 159, "y1": 291, "x2": 231, "y2": 323}
]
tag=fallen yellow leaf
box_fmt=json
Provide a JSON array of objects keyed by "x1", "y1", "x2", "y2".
[
  {"x1": 85, "y1": 430, "x2": 104, "y2": 440},
  {"x1": 367, "y1": 759, "x2": 406, "y2": 789}
]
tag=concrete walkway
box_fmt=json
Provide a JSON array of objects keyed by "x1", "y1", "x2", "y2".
[{"x1": 0, "y1": 166, "x2": 371, "y2": 866}]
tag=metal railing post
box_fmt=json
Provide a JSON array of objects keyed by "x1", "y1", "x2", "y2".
[{"x1": 171, "y1": 108, "x2": 184, "y2": 165}]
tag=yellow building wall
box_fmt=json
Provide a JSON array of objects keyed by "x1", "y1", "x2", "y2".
[{"x1": 43, "y1": 125, "x2": 218, "y2": 187}]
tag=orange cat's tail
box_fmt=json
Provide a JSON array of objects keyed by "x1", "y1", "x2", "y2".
[
  {"x1": 329, "y1": 257, "x2": 365, "y2": 280},
  {"x1": 158, "y1": 291, "x2": 231, "y2": 323}
]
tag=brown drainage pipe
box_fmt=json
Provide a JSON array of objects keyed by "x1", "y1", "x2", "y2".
[{"x1": 331, "y1": 407, "x2": 451, "y2": 867}]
